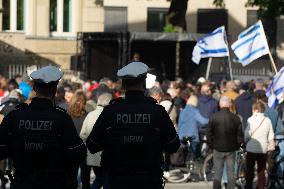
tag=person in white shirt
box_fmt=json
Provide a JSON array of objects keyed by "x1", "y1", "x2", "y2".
[
  {"x1": 245, "y1": 101, "x2": 274, "y2": 189},
  {"x1": 80, "y1": 93, "x2": 113, "y2": 189}
]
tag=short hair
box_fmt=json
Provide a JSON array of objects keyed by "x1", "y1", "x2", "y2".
[
  {"x1": 219, "y1": 95, "x2": 232, "y2": 108},
  {"x1": 200, "y1": 83, "x2": 210, "y2": 95},
  {"x1": 33, "y1": 81, "x2": 58, "y2": 97},
  {"x1": 252, "y1": 101, "x2": 265, "y2": 113},
  {"x1": 148, "y1": 86, "x2": 163, "y2": 96},
  {"x1": 187, "y1": 95, "x2": 198, "y2": 107},
  {"x1": 226, "y1": 80, "x2": 236, "y2": 90},
  {"x1": 97, "y1": 93, "x2": 113, "y2": 107},
  {"x1": 122, "y1": 77, "x2": 145, "y2": 89},
  {"x1": 256, "y1": 78, "x2": 264, "y2": 84},
  {"x1": 99, "y1": 77, "x2": 111, "y2": 85}
]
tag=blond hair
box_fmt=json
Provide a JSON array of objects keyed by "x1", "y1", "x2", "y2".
[{"x1": 187, "y1": 95, "x2": 198, "y2": 107}]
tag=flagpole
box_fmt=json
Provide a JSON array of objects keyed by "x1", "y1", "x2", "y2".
[
  {"x1": 259, "y1": 20, "x2": 278, "y2": 74},
  {"x1": 268, "y1": 51, "x2": 278, "y2": 74},
  {"x1": 228, "y1": 56, "x2": 233, "y2": 80},
  {"x1": 223, "y1": 27, "x2": 233, "y2": 80},
  {"x1": 205, "y1": 58, "x2": 212, "y2": 80}
]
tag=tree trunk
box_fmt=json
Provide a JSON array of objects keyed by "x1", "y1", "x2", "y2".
[{"x1": 167, "y1": 0, "x2": 188, "y2": 32}]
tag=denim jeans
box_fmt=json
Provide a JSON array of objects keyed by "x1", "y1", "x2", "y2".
[
  {"x1": 190, "y1": 141, "x2": 201, "y2": 159},
  {"x1": 91, "y1": 167, "x2": 110, "y2": 189},
  {"x1": 213, "y1": 150, "x2": 236, "y2": 189}
]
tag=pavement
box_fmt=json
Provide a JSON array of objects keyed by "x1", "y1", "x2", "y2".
[{"x1": 165, "y1": 182, "x2": 212, "y2": 189}]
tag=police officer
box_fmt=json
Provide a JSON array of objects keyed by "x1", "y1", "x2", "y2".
[
  {"x1": 0, "y1": 66, "x2": 87, "y2": 189},
  {"x1": 86, "y1": 62, "x2": 180, "y2": 189}
]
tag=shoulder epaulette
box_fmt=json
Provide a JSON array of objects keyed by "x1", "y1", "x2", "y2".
[
  {"x1": 54, "y1": 106, "x2": 67, "y2": 113},
  {"x1": 109, "y1": 97, "x2": 124, "y2": 105},
  {"x1": 15, "y1": 103, "x2": 29, "y2": 110}
]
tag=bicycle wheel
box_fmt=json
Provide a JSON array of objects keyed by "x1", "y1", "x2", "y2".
[
  {"x1": 163, "y1": 168, "x2": 191, "y2": 183},
  {"x1": 274, "y1": 160, "x2": 284, "y2": 189},
  {"x1": 201, "y1": 152, "x2": 214, "y2": 183},
  {"x1": 236, "y1": 159, "x2": 246, "y2": 189}
]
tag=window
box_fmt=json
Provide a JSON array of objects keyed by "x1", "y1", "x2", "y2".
[
  {"x1": 147, "y1": 8, "x2": 168, "y2": 32},
  {"x1": 2, "y1": 0, "x2": 25, "y2": 31},
  {"x1": 50, "y1": 0, "x2": 57, "y2": 32},
  {"x1": 16, "y1": 0, "x2": 24, "y2": 30},
  {"x1": 50, "y1": 0, "x2": 73, "y2": 35},
  {"x1": 104, "y1": 7, "x2": 127, "y2": 32},
  {"x1": 247, "y1": 10, "x2": 258, "y2": 27},
  {"x1": 197, "y1": 9, "x2": 228, "y2": 33},
  {"x1": 63, "y1": 0, "x2": 72, "y2": 32},
  {"x1": 2, "y1": 0, "x2": 10, "y2": 30}
]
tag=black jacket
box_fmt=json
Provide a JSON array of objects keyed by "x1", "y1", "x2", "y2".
[
  {"x1": 86, "y1": 90, "x2": 180, "y2": 177},
  {"x1": 236, "y1": 91, "x2": 254, "y2": 129},
  {"x1": 207, "y1": 108, "x2": 243, "y2": 152},
  {"x1": 0, "y1": 97, "x2": 86, "y2": 187}
]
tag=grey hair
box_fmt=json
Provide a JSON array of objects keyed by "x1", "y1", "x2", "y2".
[
  {"x1": 219, "y1": 95, "x2": 232, "y2": 108},
  {"x1": 97, "y1": 93, "x2": 113, "y2": 107},
  {"x1": 148, "y1": 86, "x2": 163, "y2": 96}
]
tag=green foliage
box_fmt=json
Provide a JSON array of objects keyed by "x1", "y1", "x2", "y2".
[
  {"x1": 213, "y1": 0, "x2": 284, "y2": 19},
  {"x1": 213, "y1": 0, "x2": 226, "y2": 8},
  {"x1": 94, "y1": 0, "x2": 103, "y2": 6},
  {"x1": 246, "y1": 0, "x2": 284, "y2": 19},
  {"x1": 163, "y1": 24, "x2": 178, "y2": 33}
]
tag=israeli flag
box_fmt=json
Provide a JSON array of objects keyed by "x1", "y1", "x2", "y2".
[
  {"x1": 231, "y1": 21, "x2": 269, "y2": 66},
  {"x1": 266, "y1": 67, "x2": 284, "y2": 108},
  {"x1": 192, "y1": 26, "x2": 229, "y2": 64}
]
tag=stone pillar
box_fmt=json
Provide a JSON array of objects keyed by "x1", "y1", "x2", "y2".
[
  {"x1": 57, "y1": 0, "x2": 63, "y2": 33},
  {"x1": 73, "y1": 0, "x2": 82, "y2": 34},
  {"x1": 10, "y1": 0, "x2": 17, "y2": 31},
  {"x1": 35, "y1": 0, "x2": 50, "y2": 37},
  {"x1": 0, "y1": 0, "x2": 3, "y2": 31}
]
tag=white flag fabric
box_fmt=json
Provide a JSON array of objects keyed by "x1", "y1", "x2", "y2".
[
  {"x1": 192, "y1": 26, "x2": 229, "y2": 64},
  {"x1": 266, "y1": 67, "x2": 284, "y2": 108},
  {"x1": 231, "y1": 20, "x2": 269, "y2": 66}
]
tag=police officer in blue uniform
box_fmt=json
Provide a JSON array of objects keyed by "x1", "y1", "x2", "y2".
[
  {"x1": 0, "y1": 66, "x2": 87, "y2": 189},
  {"x1": 86, "y1": 62, "x2": 180, "y2": 189}
]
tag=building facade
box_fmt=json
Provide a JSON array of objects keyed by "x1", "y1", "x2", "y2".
[{"x1": 0, "y1": 0, "x2": 283, "y2": 79}]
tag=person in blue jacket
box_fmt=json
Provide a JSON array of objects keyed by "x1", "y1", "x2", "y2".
[
  {"x1": 178, "y1": 95, "x2": 208, "y2": 158},
  {"x1": 197, "y1": 83, "x2": 218, "y2": 119}
]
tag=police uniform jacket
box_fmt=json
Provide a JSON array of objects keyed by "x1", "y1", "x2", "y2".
[
  {"x1": 86, "y1": 90, "x2": 180, "y2": 176},
  {"x1": 0, "y1": 97, "x2": 87, "y2": 180}
]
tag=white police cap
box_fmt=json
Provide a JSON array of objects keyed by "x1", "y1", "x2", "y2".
[
  {"x1": 117, "y1": 62, "x2": 149, "y2": 78},
  {"x1": 30, "y1": 66, "x2": 63, "y2": 83}
]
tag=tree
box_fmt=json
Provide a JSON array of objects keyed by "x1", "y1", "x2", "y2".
[
  {"x1": 213, "y1": 0, "x2": 284, "y2": 19},
  {"x1": 165, "y1": 0, "x2": 188, "y2": 32}
]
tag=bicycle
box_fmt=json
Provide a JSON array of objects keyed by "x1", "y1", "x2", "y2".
[
  {"x1": 201, "y1": 147, "x2": 246, "y2": 189},
  {"x1": 235, "y1": 136, "x2": 284, "y2": 189},
  {"x1": 163, "y1": 136, "x2": 198, "y2": 183},
  {"x1": 266, "y1": 135, "x2": 284, "y2": 189}
]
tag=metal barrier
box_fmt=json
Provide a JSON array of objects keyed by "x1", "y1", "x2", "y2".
[
  {"x1": 8, "y1": 64, "x2": 45, "y2": 79},
  {"x1": 5, "y1": 64, "x2": 85, "y2": 82}
]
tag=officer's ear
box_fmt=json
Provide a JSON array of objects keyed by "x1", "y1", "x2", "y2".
[{"x1": 142, "y1": 80, "x2": 146, "y2": 90}]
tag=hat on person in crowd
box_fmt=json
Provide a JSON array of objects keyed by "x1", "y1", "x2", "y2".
[
  {"x1": 30, "y1": 66, "x2": 63, "y2": 84},
  {"x1": 117, "y1": 62, "x2": 149, "y2": 79},
  {"x1": 197, "y1": 77, "x2": 206, "y2": 84}
]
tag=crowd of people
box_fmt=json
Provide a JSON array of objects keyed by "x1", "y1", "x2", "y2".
[{"x1": 0, "y1": 71, "x2": 284, "y2": 189}]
